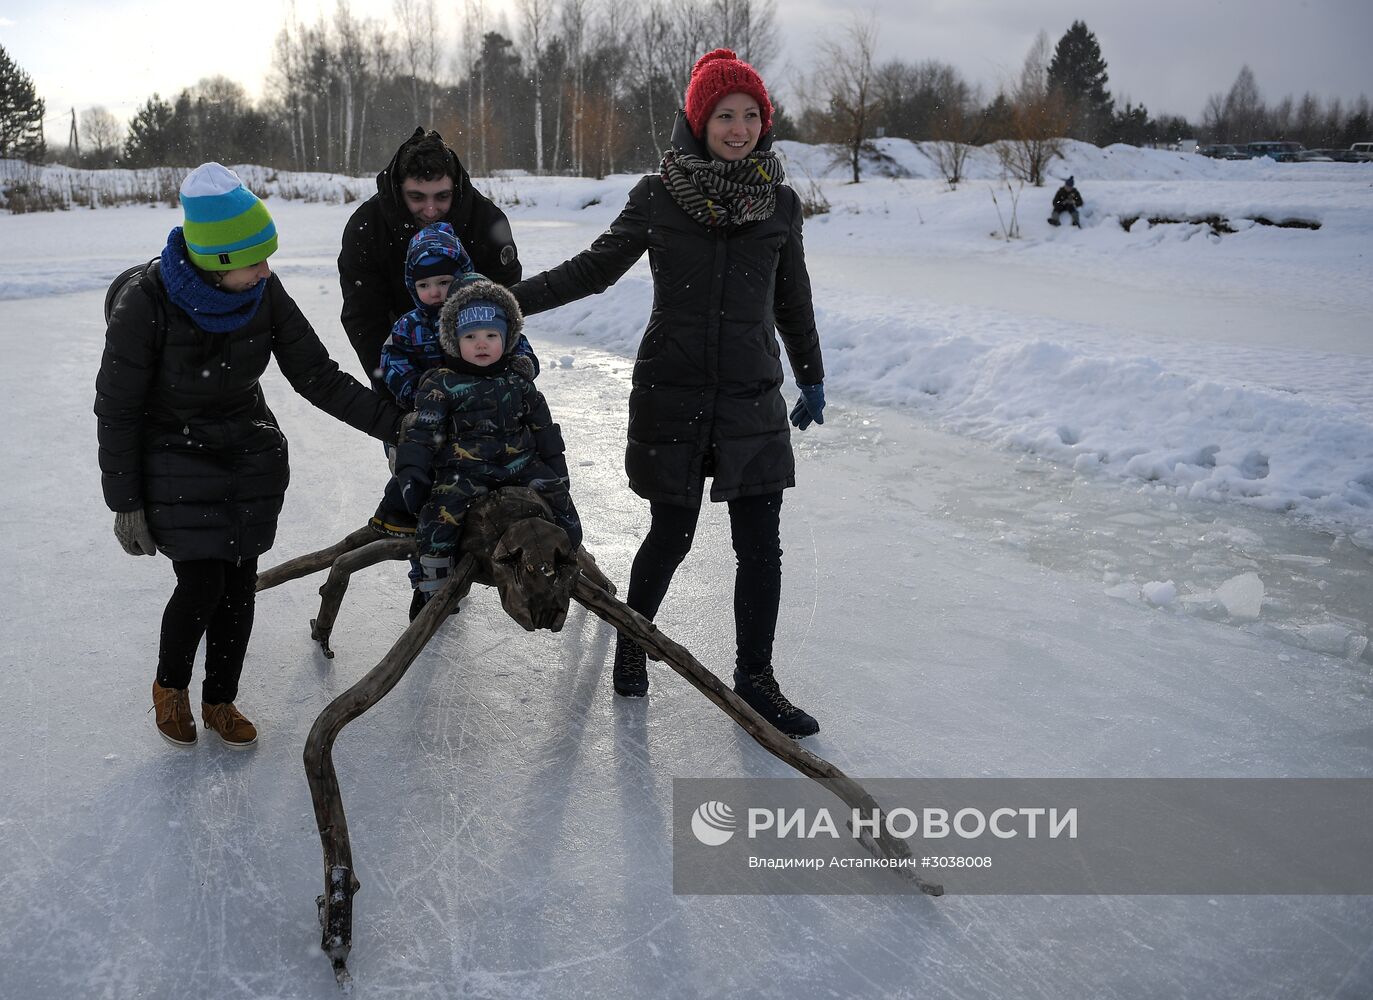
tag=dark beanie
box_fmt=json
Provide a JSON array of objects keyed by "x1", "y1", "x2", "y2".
[{"x1": 684, "y1": 48, "x2": 773, "y2": 138}]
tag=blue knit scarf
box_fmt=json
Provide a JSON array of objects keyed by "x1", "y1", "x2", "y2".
[{"x1": 160, "y1": 227, "x2": 267, "y2": 333}]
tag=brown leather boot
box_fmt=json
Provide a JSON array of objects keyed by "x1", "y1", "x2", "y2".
[
  {"x1": 152, "y1": 681, "x2": 196, "y2": 747},
  {"x1": 201, "y1": 702, "x2": 258, "y2": 749}
]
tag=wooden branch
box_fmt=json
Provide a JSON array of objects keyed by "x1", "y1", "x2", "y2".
[
  {"x1": 256, "y1": 525, "x2": 379, "y2": 592},
  {"x1": 574, "y1": 546, "x2": 616, "y2": 596},
  {"x1": 572, "y1": 577, "x2": 943, "y2": 896},
  {"x1": 304, "y1": 555, "x2": 477, "y2": 985},
  {"x1": 310, "y1": 537, "x2": 416, "y2": 658}
]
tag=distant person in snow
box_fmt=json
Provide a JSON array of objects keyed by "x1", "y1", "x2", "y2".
[
  {"x1": 96, "y1": 163, "x2": 404, "y2": 750},
  {"x1": 1048, "y1": 176, "x2": 1083, "y2": 227},
  {"x1": 511, "y1": 49, "x2": 826, "y2": 738},
  {"x1": 393, "y1": 274, "x2": 582, "y2": 612}
]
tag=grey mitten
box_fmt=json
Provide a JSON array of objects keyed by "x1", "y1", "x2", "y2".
[
  {"x1": 114, "y1": 509, "x2": 157, "y2": 556},
  {"x1": 509, "y1": 354, "x2": 537, "y2": 381}
]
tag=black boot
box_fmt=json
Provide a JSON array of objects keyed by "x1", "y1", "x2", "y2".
[
  {"x1": 408, "y1": 588, "x2": 425, "y2": 622},
  {"x1": 612, "y1": 636, "x2": 649, "y2": 697},
  {"x1": 733, "y1": 667, "x2": 819, "y2": 738}
]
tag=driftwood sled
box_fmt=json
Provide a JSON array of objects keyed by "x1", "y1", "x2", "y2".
[{"x1": 256, "y1": 487, "x2": 941, "y2": 986}]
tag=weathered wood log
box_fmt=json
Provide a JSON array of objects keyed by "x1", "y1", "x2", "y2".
[
  {"x1": 572, "y1": 578, "x2": 944, "y2": 896},
  {"x1": 256, "y1": 525, "x2": 378, "y2": 592},
  {"x1": 310, "y1": 537, "x2": 416, "y2": 658},
  {"x1": 304, "y1": 556, "x2": 477, "y2": 986},
  {"x1": 300, "y1": 487, "x2": 935, "y2": 987}
]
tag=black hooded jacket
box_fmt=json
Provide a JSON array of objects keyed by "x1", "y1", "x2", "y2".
[
  {"x1": 512, "y1": 113, "x2": 823, "y2": 507},
  {"x1": 339, "y1": 128, "x2": 522, "y2": 387}
]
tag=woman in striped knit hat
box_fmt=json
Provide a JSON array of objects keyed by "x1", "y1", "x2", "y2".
[
  {"x1": 513, "y1": 50, "x2": 827, "y2": 738},
  {"x1": 96, "y1": 163, "x2": 404, "y2": 749}
]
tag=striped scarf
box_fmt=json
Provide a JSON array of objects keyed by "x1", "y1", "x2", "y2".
[{"x1": 659, "y1": 149, "x2": 783, "y2": 227}]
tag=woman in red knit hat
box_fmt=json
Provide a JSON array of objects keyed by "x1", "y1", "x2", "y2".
[{"x1": 512, "y1": 49, "x2": 827, "y2": 738}]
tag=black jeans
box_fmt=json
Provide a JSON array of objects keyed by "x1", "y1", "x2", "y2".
[
  {"x1": 625, "y1": 492, "x2": 783, "y2": 674},
  {"x1": 156, "y1": 558, "x2": 258, "y2": 704}
]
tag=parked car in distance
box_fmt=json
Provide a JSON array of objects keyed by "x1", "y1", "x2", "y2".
[
  {"x1": 1294, "y1": 149, "x2": 1334, "y2": 162},
  {"x1": 1198, "y1": 143, "x2": 1249, "y2": 159},
  {"x1": 1310, "y1": 148, "x2": 1371, "y2": 162},
  {"x1": 1245, "y1": 140, "x2": 1305, "y2": 161},
  {"x1": 1350, "y1": 142, "x2": 1373, "y2": 159}
]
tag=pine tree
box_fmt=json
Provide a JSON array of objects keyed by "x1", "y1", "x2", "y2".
[
  {"x1": 1046, "y1": 21, "x2": 1113, "y2": 144},
  {"x1": 123, "y1": 94, "x2": 177, "y2": 167},
  {"x1": 0, "y1": 44, "x2": 47, "y2": 162}
]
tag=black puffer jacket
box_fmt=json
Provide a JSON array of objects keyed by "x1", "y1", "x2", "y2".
[
  {"x1": 513, "y1": 114, "x2": 823, "y2": 506},
  {"x1": 339, "y1": 128, "x2": 522, "y2": 387},
  {"x1": 96, "y1": 262, "x2": 403, "y2": 563}
]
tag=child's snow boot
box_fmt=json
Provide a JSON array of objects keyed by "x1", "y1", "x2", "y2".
[
  {"x1": 612, "y1": 636, "x2": 649, "y2": 697},
  {"x1": 152, "y1": 681, "x2": 197, "y2": 747},
  {"x1": 732, "y1": 666, "x2": 819, "y2": 738},
  {"x1": 369, "y1": 499, "x2": 417, "y2": 537},
  {"x1": 201, "y1": 702, "x2": 258, "y2": 749}
]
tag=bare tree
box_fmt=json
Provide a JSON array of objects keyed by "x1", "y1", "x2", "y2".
[
  {"x1": 996, "y1": 30, "x2": 1067, "y2": 186},
  {"x1": 358, "y1": 18, "x2": 397, "y2": 173},
  {"x1": 79, "y1": 106, "x2": 123, "y2": 165},
  {"x1": 1222, "y1": 65, "x2": 1264, "y2": 143},
  {"x1": 662, "y1": 1, "x2": 714, "y2": 108},
  {"x1": 594, "y1": 0, "x2": 632, "y2": 174},
  {"x1": 561, "y1": 0, "x2": 589, "y2": 174},
  {"x1": 629, "y1": 1, "x2": 674, "y2": 154},
  {"x1": 1201, "y1": 90, "x2": 1227, "y2": 142},
  {"x1": 927, "y1": 87, "x2": 981, "y2": 188},
  {"x1": 806, "y1": 12, "x2": 881, "y2": 183},
  {"x1": 711, "y1": 0, "x2": 779, "y2": 74},
  {"x1": 462, "y1": 0, "x2": 488, "y2": 172},
  {"x1": 394, "y1": 0, "x2": 440, "y2": 124},
  {"x1": 516, "y1": 0, "x2": 554, "y2": 173}
]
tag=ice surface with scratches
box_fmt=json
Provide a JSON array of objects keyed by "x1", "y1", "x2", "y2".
[{"x1": 2, "y1": 148, "x2": 1372, "y2": 998}]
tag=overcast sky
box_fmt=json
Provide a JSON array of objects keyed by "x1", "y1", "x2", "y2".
[{"x1": 4, "y1": 0, "x2": 1370, "y2": 146}]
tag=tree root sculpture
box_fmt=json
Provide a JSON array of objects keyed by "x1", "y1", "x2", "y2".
[{"x1": 256, "y1": 488, "x2": 941, "y2": 986}]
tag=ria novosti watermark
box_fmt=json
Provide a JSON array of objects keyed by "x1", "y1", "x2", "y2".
[{"x1": 673, "y1": 778, "x2": 1373, "y2": 895}]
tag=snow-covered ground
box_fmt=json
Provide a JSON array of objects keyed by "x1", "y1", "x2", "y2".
[{"x1": 2, "y1": 147, "x2": 1371, "y2": 998}]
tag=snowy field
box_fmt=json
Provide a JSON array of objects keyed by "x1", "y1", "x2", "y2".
[{"x1": 1, "y1": 145, "x2": 1371, "y2": 998}]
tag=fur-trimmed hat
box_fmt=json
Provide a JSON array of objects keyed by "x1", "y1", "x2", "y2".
[
  {"x1": 684, "y1": 48, "x2": 772, "y2": 139},
  {"x1": 179, "y1": 162, "x2": 277, "y2": 271},
  {"x1": 438, "y1": 273, "x2": 524, "y2": 361}
]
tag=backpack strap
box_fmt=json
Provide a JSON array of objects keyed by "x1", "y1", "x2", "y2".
[{"x1": 104, "y1": 258, "x2": 167, "y2": 349}]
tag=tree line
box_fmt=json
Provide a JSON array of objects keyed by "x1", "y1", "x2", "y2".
[{"x1": 2, "y1": 11, "x2": 1369, "y2": 178}]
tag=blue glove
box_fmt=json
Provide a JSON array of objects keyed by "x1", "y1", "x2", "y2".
[
  {"x1": 397, "y1": 466, "x2": 433, "y2": 516},
  {"x1": 789, "y1": 382, "x2": 826, "y2": 430}
]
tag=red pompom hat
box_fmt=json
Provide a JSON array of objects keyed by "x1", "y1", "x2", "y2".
[{"x1": 684, "y1": 48, "x2": 773, "y2": 139}]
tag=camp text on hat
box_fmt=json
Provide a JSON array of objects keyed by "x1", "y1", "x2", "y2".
[{"x1": 179, "y1": 163, "x2": 279, "y2": 272}]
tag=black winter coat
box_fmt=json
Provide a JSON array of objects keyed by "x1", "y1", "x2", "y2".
[
  {"x1": 513, "y1": 115, "x2": 824, "y2": 506},
  {"x1": 1052, "y1": 185, "x2": 1083, "y2": 212},
  {"x1": 96, "y1": 262, "x2": 403, "y2": 563},
  {"x1": 339, "y1": 128, "x2": 522, "y2": 388}
]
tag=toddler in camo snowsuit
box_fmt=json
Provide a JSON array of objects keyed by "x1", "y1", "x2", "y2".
[{"x1": 393, "y1": 273, "x2": 582, "y2": 603}]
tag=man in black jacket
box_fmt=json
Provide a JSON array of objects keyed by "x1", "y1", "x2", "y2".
[{"x1": 339, "y1": 127, "x2": 522, "y2": 388}]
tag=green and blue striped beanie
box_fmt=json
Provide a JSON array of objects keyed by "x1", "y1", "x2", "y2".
[{"x1": 179, "y1": 163, "x2": 278, "y2": 271}]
